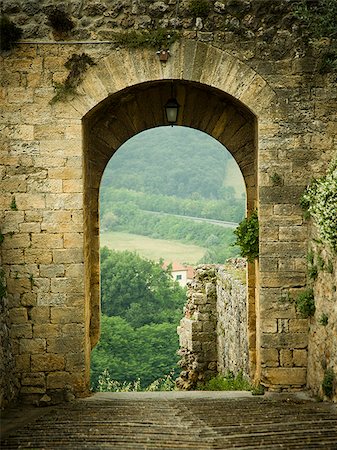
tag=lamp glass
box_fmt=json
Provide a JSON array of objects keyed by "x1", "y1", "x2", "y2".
[{"x1": 165, "y1": 98, "x2": 180, "y2": 124}]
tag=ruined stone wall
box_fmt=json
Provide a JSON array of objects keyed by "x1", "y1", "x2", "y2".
[
  {"x1": 177, "y1": 263, "x2": 248, "y2": 388},
  {"x1": 176, "y1": 266, "x2": 218, "y2": 389},
  {"x1": 216, "y1": 265, "x2": 248, "y2": 378}
]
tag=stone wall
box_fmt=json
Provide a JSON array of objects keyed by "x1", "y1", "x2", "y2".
[
  {"x1": 216, "y1": 264, "x2": 248, "y2": 378},
  {"x1": 177, "y1": 263, "x2": 248, "y2": 388},
  {"x1": 0, "y1": 255, "x2": 19, "y2": 409},
  {"x1": 307, "y1": 227, "x2": 337, "y2": 402},
  {"x1": 1, "y1": 0, "x2": 337, "y2": 404}
]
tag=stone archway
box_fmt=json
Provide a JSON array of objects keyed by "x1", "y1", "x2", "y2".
[{"x1": 78, "y1": 40, "x2": 275, "y2": 387}]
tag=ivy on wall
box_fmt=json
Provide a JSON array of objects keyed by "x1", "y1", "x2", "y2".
[{"x1": 301, "y1": 158, "x2": 337, "y2": 253}]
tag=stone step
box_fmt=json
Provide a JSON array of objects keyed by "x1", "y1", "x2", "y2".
[{"x1": 1, "y1": 394, "x2": 337, "y2": 449}]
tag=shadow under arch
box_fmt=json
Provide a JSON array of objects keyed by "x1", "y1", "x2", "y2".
[{"x1": 83, "y1": 79, "x2": 259, "y2": 384}]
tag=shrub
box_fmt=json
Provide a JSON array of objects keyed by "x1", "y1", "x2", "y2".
[
  {"x1": 233, "y1": 210, "x2": 259, "y2": 262},
  {"x1": 188, "y1": 0, "x2": 211, "y2": 18},
  {"x1": 0, "y1": 16, "x2": 22, "y2": 51},
  {"x1": 47, "y1": 7, "x2": 74, "y2": 34},
  {"x1": 197, "y1": 371, "x2": 251, "y2": 391}
]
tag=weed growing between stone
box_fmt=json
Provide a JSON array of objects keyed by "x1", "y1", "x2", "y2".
[
  {"x1": 96, "y1": 369, "x2": 176, "y2": 392},
  {"x1": 322, "y1": 368, "x2": 335, "y2": 398},
  {"x1": 196, "y1": 371, "x2": 251, "y2": 391},
  {"x1": 294, "y1": 289, "x2": 315, "y2": 318},
  {"x1": 319, "y1": 313, "x2": 329, "y2": 326}
]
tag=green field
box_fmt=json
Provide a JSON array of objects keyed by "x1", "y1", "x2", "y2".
[{"x1": 100, "y1": 232, "x2": 206, "y2": 265}]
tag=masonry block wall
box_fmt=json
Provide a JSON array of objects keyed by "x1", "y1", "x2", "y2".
[
  {"x1": 1, "y1": 0, "x2": 337, "y2": 405},
  {"x1": 177, "y1": 264, "x2": 249, "y2": 389}
]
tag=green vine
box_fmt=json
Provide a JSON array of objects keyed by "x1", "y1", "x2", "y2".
[
  {"x1": 50, "y1": 53, "x2": 95, "y2": 104},
  {"x1": 233, "y1": 209, "x2": 259, "y2": 262},
  {"x1": 301, "y1": 158, "x2": 337, "y2": 252}
]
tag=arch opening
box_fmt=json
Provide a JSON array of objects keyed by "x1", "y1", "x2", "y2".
[{"x1": 83, "y1": 79, "x2": 258, "y2": 387}]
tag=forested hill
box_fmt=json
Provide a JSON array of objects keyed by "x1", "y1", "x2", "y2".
[{"x1": 101, "y1": 126, "x2": 245, "y2": 200}]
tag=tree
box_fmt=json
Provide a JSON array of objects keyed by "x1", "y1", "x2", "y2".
[
  {"x1": 91, "y1": 315, "x2": 180, "y2": 389},
  {"x1": 100, "y1": 248, "x2": 186, "y2": 327}
]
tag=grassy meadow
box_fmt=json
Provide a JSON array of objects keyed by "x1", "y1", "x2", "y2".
[{"x1": 100, "y1": 231, "x2": 206, "y2": 265}]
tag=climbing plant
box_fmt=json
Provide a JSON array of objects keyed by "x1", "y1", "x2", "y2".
[
  {"x1": 301, "y1": 158, "x2": 337, "y2": 252},
  {"x1": 233, "y1": 210, "x2": 259, "y2": 262},
  {"x1": 50, "y1": 53, "x2": 95, "y2": 104}
]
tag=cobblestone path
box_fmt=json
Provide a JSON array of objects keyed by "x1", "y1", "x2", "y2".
[{"x1": 1, "y1": 392, "x2": 337, "y2": 449}]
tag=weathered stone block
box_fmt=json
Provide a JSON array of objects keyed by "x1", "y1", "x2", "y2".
[
  {"x1": 39, "y1": 264, "x2": 65, "y2": 278},
  {"x1": 21, "y1": 372, "x2": 46, "y2": 387},
  {"x1": 20, "y1": 338, "x2": 46, "y2": 354},
  {"x1": 30, "y1": 307, "x2": 50, "y2": 324},
  {"x1": 31, "y1": 354, "x2": 65, "y2": 372},
  {"x1": 46, "y1": 372, "x2": 72, "y2": 389},
  {"x1": 65, "y1": 352, "x2": 85, "y2": 371},
  {"x1": 47, "y1": 336, "x2": 83, "y2": 354},
  {"x1": 10, "y1": 324, "x2": 33, "y2": 339},
  {"x1": 53, "y1": 249, "x2": 84, "y2": 264},
  {"x1": 33, "y1": 324, "x2": 60, "y2": 339},
  {"x1": 9, "y1": 307, "x2": 28, "y2": 324},
  {"x1": 37, "y1": 293, "x2": 66, "y2": 306},
  {"x1": 15, "y1": 354, "x2": 31, "y2": 371},
  {"x1": 293, "y1": 349, "x2": 307, "y2": 367},
  {"x1": 50, "y1": 278, "x2": 84, "y2": 294},
  {"x1": 20, "y1": 292, "x2": 37, "y2": 307},
  {"x1": 261, "y1": 318, "x2": 277, "y2": 333},
  {"x1": 260, "y1": 348, "x2": 279, "y2": 367},
  {"x1": 289, "y1": 319, "x2": 309, "y2": 333},
  {"x1": 63, "y1": 233, "x2": 83, "y2": 248},
  {"x1": 280, "y1": 349, "x2": 293, "y2": 367},
  {"x1": 31, "y1": 233, "x2": 63, "y2": 249},
  {"x1": 62, "y1": 179, "x2": 82, "y2": 193},
  {"x1": 50, "y1": 307, "x2": 83, "y2": 324},
  {"x1": 24, "y1": 248, "x2": 53, "y2": 264},
  {"x1": 261, "y1": 332, "x2": 308, "y2": 349},
  {"x1": 262, "y1": 367, "x2": 306, "y2": 386}
]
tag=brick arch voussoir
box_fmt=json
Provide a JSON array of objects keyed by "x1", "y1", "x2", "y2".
[{"x1": 72, "y1": 39, "x2": 275, "y2": 120}]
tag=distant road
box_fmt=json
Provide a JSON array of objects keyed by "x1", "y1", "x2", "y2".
[{"x1": 143, "y1": 210, "x2": 238, "y2": 228}]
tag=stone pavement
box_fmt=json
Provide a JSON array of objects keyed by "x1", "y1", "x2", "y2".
[{"x1": 1, "y1": 391, "x2": 337, "y2": 449}]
